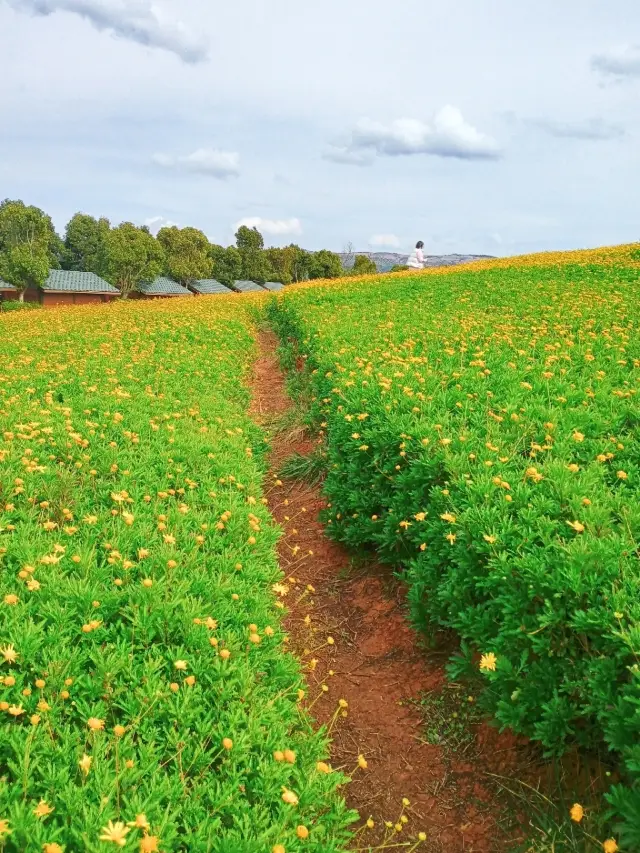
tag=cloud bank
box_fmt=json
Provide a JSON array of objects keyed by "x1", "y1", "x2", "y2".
[
  {"x1": 153, "y1": 148, "x2": 240, "y2": 179},
  {"x1": 324, "y1": 106, "x2": 501, "y2": 165},
  {"x1": 530, "y1": 117, "x2": 625, "y2": 140},
  {"x1": 7, "y1": 0, "x2": 209, "y2": 63},
  {"x1": 591, "y1": 45, "x2": 640, "y2": 79},
  {"x1": 234, "y1": 217, "x2": 302, "y2": 237}
]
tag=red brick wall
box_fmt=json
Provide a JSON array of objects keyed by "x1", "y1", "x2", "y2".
[{"x1": 42, "y1": 293, "x2": 75, "y2": 307}]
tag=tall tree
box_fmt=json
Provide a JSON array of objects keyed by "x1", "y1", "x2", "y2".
[
  {"x1": 287, "y1": 244, "x2": 311, "y2": 282},
  {"x1": 157, "y1": 226, "x2": 212, "y2": 284},
  {"x1": 62, "y1": 213, "x2": 111, "y2": 274},
  {"x1": 104, "y1": 222, "x2": 164, "y2": 296},
  {"x1": 0, "y1": 199, "x2": 62, "y2": 300},
  {"x1": 308, "y1": 248, "x2": 343, "y2": 280},
  {"x1": 210, "y1": 244, "x2": 242, "y2": 287},
  {"x1": 235, "y1": 225, "x2": 271, "y2": 283},
  {"x1": 264, "y1": 247, "x2": 293, "y2": 285}
]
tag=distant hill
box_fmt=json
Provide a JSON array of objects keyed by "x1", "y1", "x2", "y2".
[{"x1": 339, "y1": 251, "x2": 496, "y2": 273}]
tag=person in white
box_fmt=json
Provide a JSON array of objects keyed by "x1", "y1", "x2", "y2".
[{"x1": 406, "y1": 241, "x2": 425, "y2": 269}]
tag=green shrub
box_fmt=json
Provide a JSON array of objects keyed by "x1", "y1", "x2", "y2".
[{"x1": 268, "y1": 255, "x2": 640, "y2": 847}]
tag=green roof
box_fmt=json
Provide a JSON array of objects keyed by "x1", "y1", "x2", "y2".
[
  {"x1": 233, "y1": 280, "x2": 267, "y2": 293},
  {"x1": 0, "y1": 279, "x2": 17, "y2": 291},
  {"x1": 262, "y1": 281, "x2": 284, "y2": 292},
  {"x1": 190, "y1": 279, "x2": 234, "y2": 295},
  {"x1": 42, "y1": 269, "x2": 119, "y2": 294},
  {"x1": 136, "y1": 277, "x2": 193, "y2": 296}
]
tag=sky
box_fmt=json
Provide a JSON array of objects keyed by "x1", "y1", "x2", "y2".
[{"x1": 1, "y1": 0, "x2": 639, "y2": 256}]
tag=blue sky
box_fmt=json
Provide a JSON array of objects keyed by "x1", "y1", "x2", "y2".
[{"x1": 1, "y1": 0, "x2": 639, "y2": 255}]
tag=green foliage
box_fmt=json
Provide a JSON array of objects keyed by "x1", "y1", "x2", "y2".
[
  {"x1": 269, "y1": 255, "x2": 640, "y2": 846},
  {"x1": 0, "y1": 299, "x2": 356, "y2": 851},
  {"x1": 347, "y1": 255, "x2": 378, "y2": 276},
  {"x1": 210, "y1": 244, "x2": 243, "y2": 288},
  {"x1": 62, "y1": 213, "x2": 111, "y2": 275},
  {"x1": 307, "y1": 250, "x2": 343, "y2": 280},
  {"x1": 389, "y1": 264, "x2": 409, "y2": 273},
  {"x1": 0, "y1": 200, "x2": 62, "y2": 297},
  {"x1": 104, "y1": 222, "x2": 165, "y2": 295},
  {"x1": 157, "y1": 226, "x2": 213, "y2": 284},
  {"x1": 235, "y1": 226, "x2": 271, "y2": 284},
  {"x1": 279, "y1": 450, "x2": 327, "y2": 487}
]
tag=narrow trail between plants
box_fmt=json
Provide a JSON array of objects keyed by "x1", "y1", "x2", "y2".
[{"x1": 250, "y1": 329, "x2": 531, "y2": 853}]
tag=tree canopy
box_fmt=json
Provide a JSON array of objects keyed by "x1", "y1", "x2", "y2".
[
  {"x1": 104, "y1": 222, "x2": 165, "y2": 296},
  {"x1": 0, "y1": 199, "x2": 62, "y2": 299},
  {"x1": 235, "y1": 226, "x2": 271, "y2": 284},
  {"x1": 308, "y1": 248, "x2": 343, "y2": 280},
  {"x1": 210, "y1": 244, "x2": 242, "y2": 288},
  {"x1": 157, "y1": 226, "x2": 212, "y2": 284},
  {"x1": 62, "y1": 213, "x2": 111, "y2": 275}
]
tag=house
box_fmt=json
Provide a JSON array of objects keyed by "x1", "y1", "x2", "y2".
[
  {"x1": 262, "y1": 281, "x2": 284, "y2": 292},
  {"x1": 233, "y1": 280, "x2": 268, "y2": 293},
  {"x1": 22, "y1": 270, "x2": 119, "y2": 306},
  {"x1": 131, "y1": 277, "x2": 194, "y2": 299},
  {"x1": 0, "y1": 279, "x2": 18, "y2": 301},
  {"x1": 188, "y1": 279, "x2": 235, "y2": 296}
]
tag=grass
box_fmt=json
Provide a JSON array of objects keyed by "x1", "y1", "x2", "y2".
[{"x1": 279, "y1": 449, "x2": 327, "y2": 487}]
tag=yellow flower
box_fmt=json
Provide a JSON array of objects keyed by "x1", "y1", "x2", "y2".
[
  {"x1": 0, "y1": 644, "x2": 18, "y2": 663},
  {"x1": 79, "y1": 754, "x2": 92, "y2": 776},
  {"x1": 87, "y1": 717, "x2": 105, "y2": 731},
  {"x1": 113, "y1": 725, "x2": 126, "y2": 738},
  {"x1": 480, "y1": 653, "x2": 497, "y2": 672},
  {"x1": 174, "y1": 660, "x2": 187, "y2": 671},
  {"x1": 0, "y1": 819, "x2": 10, "y2": 838},
  {"x1": 140, "y1": 837, "x2": 160, "y2": 853},
  {"x1": 570, "y1": 803, "x2": 584, "y2": 823},
  {"x1": 483, "y1": 534, "x2": 497, "y2": 544},
  {"x1": 603, "y1": 841, "x2": 618, "y2": 853},
  {"x1": 617, "y1": 471, "x2": 628, "y2": 480},
  {"x1": 3, "y1": 594, "x2": 19, "y2": 606},
  {"x1": 33, "y1": 800, "x2": 54, "y2": 819},
  {"x1": 358, "y1": 754, "x2": 368, "y2": 769},
  {"x1": 8, "y1": 704, "x2": 24, "y2": 716},
  {"x1": 99, "y1": 820, "x2": 130, "y2": 847},
  {"x1": 316, "y1": 761, "x2": 331, "y2": 773},
  {"x1": 296, "y1": 826, "x2": 309, "y2": 839},
  {"x1": 222, "y1": 738, "x2": 233, "y2": 751},
  {"x1": 440, "y1": 513, "x2": 457, "y2": 523},
  {"x1": 281, "y1": 788, "x2": 299, "y2": 805},
  {"x1": 572, "y1": 431, "x2": 585, "y2": 442},
  {"x1": 566, "y1": 520, "x2": 585, "y2": 533},
  {"x1": 43, "y1": 844, "x2": 64, "y2": 853},
  {"x1": 127, "y1": 814, "x2": 150, "y2": 831}
]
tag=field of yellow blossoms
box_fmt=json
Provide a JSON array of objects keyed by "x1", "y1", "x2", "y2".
[
  {"x1": 269, "y1": 243, "x2": 640, "y2": 850},
  {"x1": 0, "y1": 298, "x2": 355, "y2": 851}
]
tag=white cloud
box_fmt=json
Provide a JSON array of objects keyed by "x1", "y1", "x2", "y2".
[
  {"x1": 234, "y1": 217, "x2": 302, "y2": 237},
  {"x1": 6, "y1": 0, "x2": 209, "y2": 63},
  {"x1": 153, "y1": 148, "x2": 240, "y2": 179},
  {"x1": 144, "y1": 216, "x2": 179, "y2": 234},
  {"x1": 368, "y1": 233, "x2": 401, "y2": 248},
  {"x1": 591, "y1": 45, "x2": 640, "y2": 79},
  {"x1": 529, "y1": 117, "x2": 625, "y2": 140},
  {"x1": 324, "y1": 106, "x2": 501, "y2": 165}
]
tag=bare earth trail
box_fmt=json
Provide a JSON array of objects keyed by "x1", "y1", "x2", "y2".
[{"x1": 250, "y1": 329, "x2": 532, "y2": 853}]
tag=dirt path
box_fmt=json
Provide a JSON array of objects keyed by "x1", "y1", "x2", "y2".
[{"x1": 250, "y1": 329, "x2": 531, "y2": 853}]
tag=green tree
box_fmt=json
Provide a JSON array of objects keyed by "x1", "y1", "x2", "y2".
[
  {"x1": 348, "y1": 254, "x2": 378, "y2": 276},
  {"x1": 264, "y1": 247, "x2": 294, "y2": 285},
  {"x1": 210, "y1": 244, "x2": 242, "y2": 288},
  {"x1": 0, "y1": 199, "x2": 62, "y2": 300},
  {"x1": 287, "y1": 244, "x2": 311, "y2": 282},
  {"x1": 62, "y1": 213, "x2": 111, "y2": 274},
  {"x1": 157, "y1": 226, "x2": 212, "y2": 284},
  {"x1": 104, "y1": 222, "x2": 165, "y2": 296},
  {"x1": 308, "y1": 249, "x2": 343, "y2": 280},
  {"x1": 235, "y1": 225, "x2": 271, "y2": 283}
]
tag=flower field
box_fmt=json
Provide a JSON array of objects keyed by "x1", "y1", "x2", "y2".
[
  {"x1": 0, "y1": 298, "x2": 354, "y2": 851},
  {"x1": 269, "y1": 244, "x2": 640, "y2": 848}
]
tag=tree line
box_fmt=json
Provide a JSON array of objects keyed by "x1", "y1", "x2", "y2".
[{"x1": 0, "y1": 199, "x2": 379, "y2": 300}]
